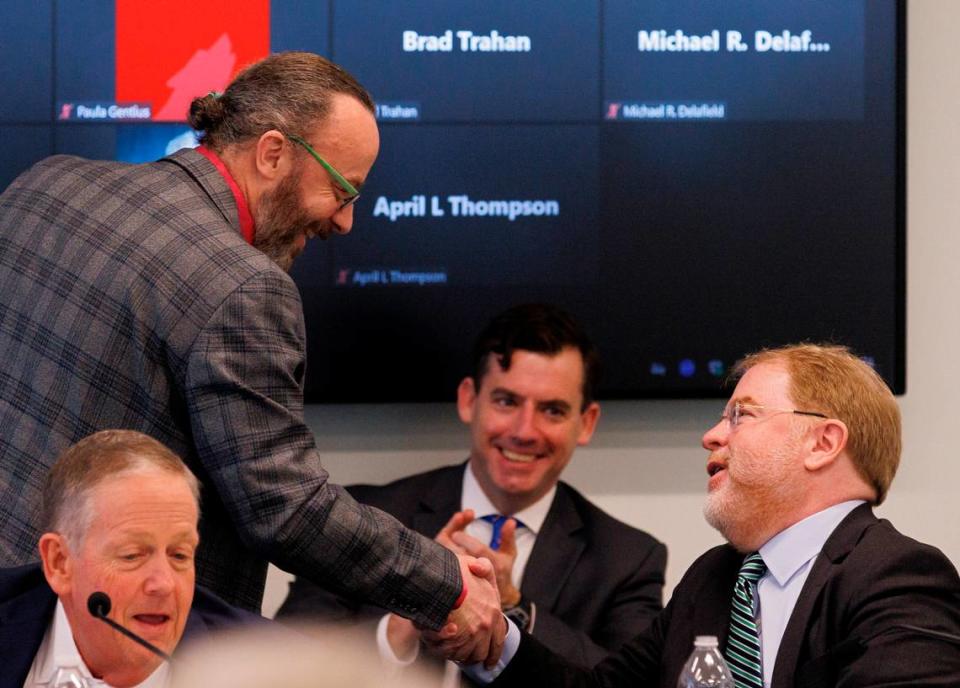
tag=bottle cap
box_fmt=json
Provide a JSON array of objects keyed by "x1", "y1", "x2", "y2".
[{"x1": 694, "y1": 635, "x2": 719, "y2": 647}]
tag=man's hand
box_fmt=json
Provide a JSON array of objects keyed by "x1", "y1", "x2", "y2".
[
  {"x1": 450, "y1": 517, "x2": 521, "y2": 608},
  {"x1": 421, "y1": 555, "x2": 506, "y2": 667},
  {"x1": 435, "y1": 509, "x2": 475, "y2": 554}
]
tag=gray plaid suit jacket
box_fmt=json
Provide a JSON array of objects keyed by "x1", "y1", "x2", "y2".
[{"x1": 0, "y1": 149, "x2": 459, "y2": 626}]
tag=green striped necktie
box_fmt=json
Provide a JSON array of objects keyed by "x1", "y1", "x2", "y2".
[{"x1": 724, "y1": 552, "x2": 767, "y2": 688}]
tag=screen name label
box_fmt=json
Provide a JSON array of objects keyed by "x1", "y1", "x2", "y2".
[
  {"x1": 373, "y1": 195, "x2": 560, "y2": 222},
  {"x1": 637, "y1": 29, "x2": 830, "y2": 53},
  {"x1": 403, "y1": 30, "x2": 532, "y2": 53}
]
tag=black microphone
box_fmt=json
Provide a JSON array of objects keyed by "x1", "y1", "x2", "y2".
[{"x1": 87, "y1": 591, "x2": 172, "y2": 662}]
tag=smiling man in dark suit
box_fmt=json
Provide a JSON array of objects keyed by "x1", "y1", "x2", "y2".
[
  {"x1": 278, "y1": 304, "x2": 667, "y2": 685},
  {"x1": 469, "y1": 343, "x2": 960, "y2": 688}
]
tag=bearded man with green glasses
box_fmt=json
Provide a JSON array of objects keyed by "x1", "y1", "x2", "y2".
[{"x1": 0, "y1": 51, "x2": 506, "y2": 669}]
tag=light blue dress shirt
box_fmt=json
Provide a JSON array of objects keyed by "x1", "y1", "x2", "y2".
[{"x1": 755, "y1": 499, "x2": 864, "y2": 687}]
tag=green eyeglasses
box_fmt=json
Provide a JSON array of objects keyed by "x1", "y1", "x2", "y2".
[{"x1": 285, "y1": 133, "x2": 360, "y2": 210}]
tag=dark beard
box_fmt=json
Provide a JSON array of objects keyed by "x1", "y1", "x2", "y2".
[{"x1": 253, "y1": 167, "x2": 327, "y2": 271}]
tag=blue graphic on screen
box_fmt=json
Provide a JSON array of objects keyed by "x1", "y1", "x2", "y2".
[{"x1": 116, "y1": 126, "x2": 199, "y2": 163}]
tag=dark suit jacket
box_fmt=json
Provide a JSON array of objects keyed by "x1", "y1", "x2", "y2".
[
  {"x1": 277, "y1": 463, "x2": 667, "y2": 669},
  {"x1": 0, "y1": 151, "x2": 460, "y2": 625},
  {"x1": 0, "y1": 564, "x2": 265, "y2": 688},
  {"x1": 495, "y1": 504, "x2": 960, "y2": 687}
]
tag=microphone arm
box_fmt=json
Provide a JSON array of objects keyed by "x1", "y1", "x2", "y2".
[{"x1": 87, "y1": 591, "x2": 172, "y2": 662}]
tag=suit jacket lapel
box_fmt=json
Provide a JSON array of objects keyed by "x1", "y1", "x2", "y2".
[
  {"x1": 412, "y1": 464, "x2": 465, "y2": 538},
  {"x1": 695, "y1": 547, "x2": 743, "y2": 650},
  {"x1": 771, "y1": 504, "x2": 876, "y2": 687},
  {"x1": 181, "y1": 606, "x2": 213, "y2": 646},
  {"x1": 520, "y1": 484, "x2": 585, "y2": 610},
  {"x1": 0, "y1": 574, "x2": 58, "y2": 687}
]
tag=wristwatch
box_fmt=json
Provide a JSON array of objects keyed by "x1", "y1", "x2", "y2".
[{"x1": 503, "y1": 595, "x2": 535, "y2": 632}]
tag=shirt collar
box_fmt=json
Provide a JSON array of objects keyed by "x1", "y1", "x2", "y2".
[
  {"x1": 195, "y1": 145, "x2": 255, "y2": 245},
  {"x1": 462, "y1": 462, "x2": 556, "y2": 536},
  {"x1": 32, "y1": 599, "x2": 170, "y2": 687},
  {"x1": 29, "y1": 599, "x2": 87, "y2": 683},
  {"x1": 759, "y1": 499, "x2": 865, "y2": 587}
]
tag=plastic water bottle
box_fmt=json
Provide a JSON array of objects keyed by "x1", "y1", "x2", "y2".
[
  {"x1": 676, "y1": 635, "x2": 735, "y2": 688},
  {"x1": 47, "y1": 667, "x2": 91, "y2": 688}
]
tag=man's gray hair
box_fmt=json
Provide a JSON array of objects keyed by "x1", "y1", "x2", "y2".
[{"x1": 41, "y1": 429, "x2": 200, "y2": 549}]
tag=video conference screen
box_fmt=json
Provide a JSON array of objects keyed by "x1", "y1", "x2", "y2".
[{"x1": 0, "y1": 1, "x2": 904, "y2": 401}]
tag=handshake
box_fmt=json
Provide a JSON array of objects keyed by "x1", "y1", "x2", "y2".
[{"x1": 387, "y1": 509, "x2": 523, "y2": 668}]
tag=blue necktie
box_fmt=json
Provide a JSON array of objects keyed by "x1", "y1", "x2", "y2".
[
  {"x1": 725, "y1": 552, "x2": 767, "y2": 688},
  {"x1": 479, "y1": 514, "x2": 524, "y2": 550}
]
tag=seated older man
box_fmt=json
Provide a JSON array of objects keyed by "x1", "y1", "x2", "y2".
[{"x1": 0, "y1": 430, "x2": 260, "y2": 688}]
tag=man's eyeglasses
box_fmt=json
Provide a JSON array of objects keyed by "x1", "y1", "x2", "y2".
[
  {"x1": 721, "y1": 401, "x2": 827, "y2": 429},
  {"x1": 285, "y1": 133, "x2": 360, "y2": 210}
]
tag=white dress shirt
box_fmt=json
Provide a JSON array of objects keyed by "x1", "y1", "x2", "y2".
[
  {"x1": 24, "y1": 599, "x2": 170, "y2": 688},
  {"x1": 377, "y1": 462, "x2": 556, "y2": 685}
]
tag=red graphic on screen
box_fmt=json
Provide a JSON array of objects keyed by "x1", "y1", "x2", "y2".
[
  {"x1": 115, "y1": 0, "x2": 270, "y2": 122},
  {"x1": 154, "y1": 33, "x2": 236, "y2": 121}
]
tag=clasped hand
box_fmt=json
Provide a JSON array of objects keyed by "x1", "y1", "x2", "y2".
[{"x1": 387, "y1": 510, "x2": 513, "y2": 668}]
